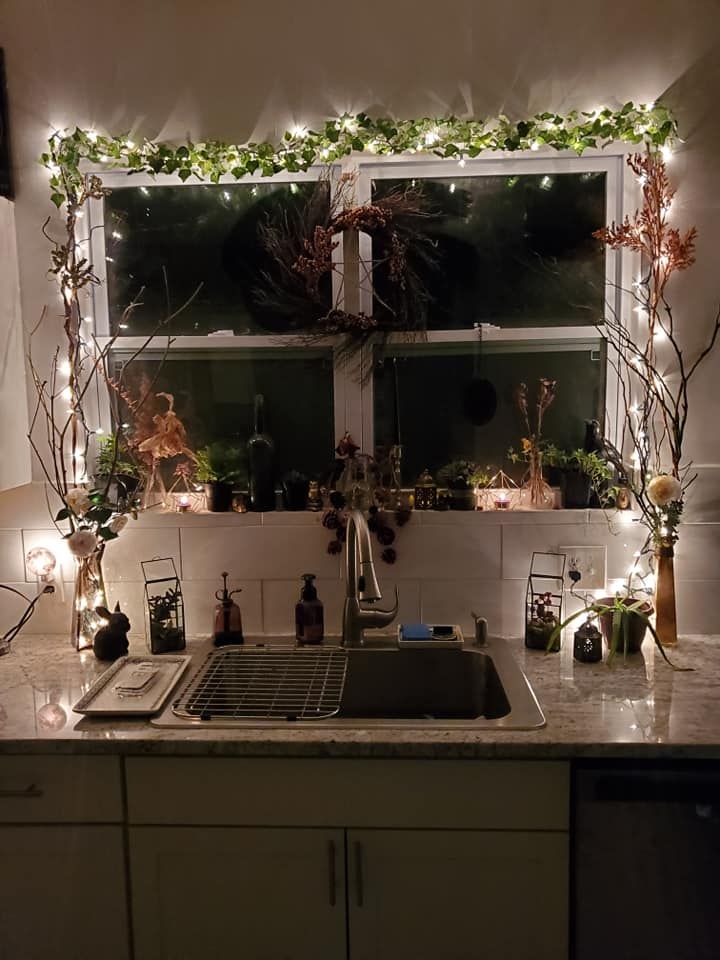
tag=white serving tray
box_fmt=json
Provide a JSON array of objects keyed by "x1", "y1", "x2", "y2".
[
  {"x1": 397, "y1": 624, "x2": 464, "y2": 649},
  {"x1": 73, "y1": 655, "x2": 192, "y2": 717}
]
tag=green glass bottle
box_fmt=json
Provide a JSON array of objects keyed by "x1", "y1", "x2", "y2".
[{"x1": 247, "y1": 393, "x2": 276, "y2": 512}]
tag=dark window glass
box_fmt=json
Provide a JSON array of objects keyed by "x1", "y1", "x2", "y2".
[
  {"x1": 371, "y1": 173, "x2": 606, "y2": 329},
  {"x1": 373, "y1": 340, "x2": 606, "y2": 482},
  {"x1": 110, "y1": 348, "x2": 334, "y2": 479},
  {"x1": 104, "y1": 181, "x2": 330, "y2": 336}
]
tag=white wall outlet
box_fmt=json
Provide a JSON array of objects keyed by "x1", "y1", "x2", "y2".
[{"x1": 557, "y1": 545, "x2": 607, "y2": 591}]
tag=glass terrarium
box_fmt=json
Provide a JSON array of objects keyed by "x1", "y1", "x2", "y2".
[
  {"x1": 142, "y1": 558, "x2": 186, "y2": 654},
  {"x1": 525, "y1": 552, "x2": 566, "y2": 652}
]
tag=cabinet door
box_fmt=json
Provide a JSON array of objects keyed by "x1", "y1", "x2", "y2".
[
  {"x1": 0, "y1": 825, "x2": 130, "y2": 960},
  {"x1": 130, "y1": 826, "x2": 346, "y2": 960},
  {"x1": 348, "y1": 829, "x2": 568, "y2": 960}
]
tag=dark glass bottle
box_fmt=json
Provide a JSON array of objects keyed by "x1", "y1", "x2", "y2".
[{"x1": 247, "y1": 393, "x2": 276, "y2": 511}]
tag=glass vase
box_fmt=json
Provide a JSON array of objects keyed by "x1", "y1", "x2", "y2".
[
  {"x1": 71, "y1": 545, "x2": 107, "y2": 651},
  {"x1": 654, "y1": 543, "x2": 678, "y2": 647}
]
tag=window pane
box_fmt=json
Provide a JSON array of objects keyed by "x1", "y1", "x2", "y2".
[
  {"x1": 373, "y1": 341, "x2": 606, "y2": 482},
  {"x1": 110, "y1": 348, "x2": 334, "y2": 478},
  {"x1": 371, "y1": 173, "x2": 606, "y2": 329},
  {"x1": 104, "y1": 181, "x2": 330, "y2": 336}
]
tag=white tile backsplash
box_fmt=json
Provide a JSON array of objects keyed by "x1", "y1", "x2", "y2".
[
  {"x1": 0, "y1": 530, "x2": 24, "y2": 582},
  {"x1": 391, "y1": 523, "x2": 502, "y2": 580},
  {"x1": 181, "y1": 524, "x2": 343, "y2": 581},
  {"x1": 103, "y1": 526, "x2": 182, "y2": 582},
  {"x1": 1, "y1": 498, "x2": 718, "y2": 640}
]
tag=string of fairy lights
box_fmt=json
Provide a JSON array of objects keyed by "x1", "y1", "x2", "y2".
[{"x1": 40, "y1": 103, "x2": 680, "y2": 610}]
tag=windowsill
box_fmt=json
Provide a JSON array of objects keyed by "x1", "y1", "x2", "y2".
[{"x1": 130, "y1": 507, "x2": 635, "y2": 528}]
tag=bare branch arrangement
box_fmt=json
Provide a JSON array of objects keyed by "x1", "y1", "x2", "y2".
[
  {"x1": 594, "y1": 151, "x2": 720, "y2": 643},
  {"x1": 28, "y1": 164, "x2": 197, "y2": 648}
]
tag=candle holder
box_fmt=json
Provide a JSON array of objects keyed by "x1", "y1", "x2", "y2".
[
  {"x1": 414, "y1": 469, "x2": 438, "y2": 510},
  {"x1": 478, "y1": 470, "x2": 518, "y2": 511}
]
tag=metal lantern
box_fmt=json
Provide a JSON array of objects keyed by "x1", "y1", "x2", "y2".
[
  {"x1": 142, "y1": 557, "x2": 186, "y2": 654},
  {"x1": 525, "y1": 552, "x2": 566, "y2": 652},
  {"x1": 414, "y1": 468, "x2": 437, "y2": 510},
  {"x1": 573, "y1": 617, "x2": 603, "y2": 663}
]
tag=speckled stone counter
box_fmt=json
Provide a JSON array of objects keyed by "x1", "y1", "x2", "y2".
[{"x1": 0, "y1": 633, "x2": 718, "y2": 758}]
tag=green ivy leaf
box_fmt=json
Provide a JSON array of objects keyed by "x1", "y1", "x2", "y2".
[
  {"x1": 98, "y1": 526, "x2": 119, "y2": 541},
  {"x1": 51, "y1": 192, "x2": 65, "y2": 208},
  {"x1": 55, "y1": 507, "x2": 71, "y2": 521}
]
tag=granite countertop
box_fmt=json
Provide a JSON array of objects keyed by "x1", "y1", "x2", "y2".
[{"x1": 0, "y1": 633, "x2": 718, "y2": 759}]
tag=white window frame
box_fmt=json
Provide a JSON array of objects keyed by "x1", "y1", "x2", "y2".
[{"x1": 86, "y1": 147, "x2": 638, "y2": 462}]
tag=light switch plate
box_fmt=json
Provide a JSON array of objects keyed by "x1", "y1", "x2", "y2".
[{"x1": 558, "y1": 545, "x2": 607, "y2": 591}]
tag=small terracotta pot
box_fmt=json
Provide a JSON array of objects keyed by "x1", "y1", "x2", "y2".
[{"x1": 595, "y1": 597, "x2": 654, "y2": 654}]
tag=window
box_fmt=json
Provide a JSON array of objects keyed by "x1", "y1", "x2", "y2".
[{"x1": 90, "y1": 152, "x2": 626, "y2": 489}]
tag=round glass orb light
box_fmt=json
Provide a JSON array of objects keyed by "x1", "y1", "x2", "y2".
[{"x1": 26, "y1": 547, "x2": 57, "y2": 581}]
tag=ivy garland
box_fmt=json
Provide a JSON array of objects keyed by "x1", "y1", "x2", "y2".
[{"x1": 42, "y1": 101, "x2": 677, "y2": 208}]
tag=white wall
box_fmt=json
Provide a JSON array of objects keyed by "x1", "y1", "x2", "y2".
[{"x1": 0, "y1": 0, "x2": 718, "y2": 637}]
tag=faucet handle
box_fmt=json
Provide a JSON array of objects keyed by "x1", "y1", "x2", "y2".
[{"x1": 471, "y1": 611, "x2": 488, "y2": 646}]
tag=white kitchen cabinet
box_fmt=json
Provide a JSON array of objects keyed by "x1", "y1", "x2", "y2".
[
  {"x1": 0, "y1": 825, "x2": 130, "y2": 960},
  {"x1": 130, "y1": 826, "x2": 346, "y2": 960},
  {"x1": 347, "y1": 828, "x2": 568, "y2": 960}
]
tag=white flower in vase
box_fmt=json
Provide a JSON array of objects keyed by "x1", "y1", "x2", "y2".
[
  {"x1": 647, "y1": 474, "x2": 682, "y2": 507},
  {"x1": 67, "y1": 528, "x2": 98, "y2": 558},
  {"x1": 65, "y1": 487, "x2": 92, "y2": 516}
]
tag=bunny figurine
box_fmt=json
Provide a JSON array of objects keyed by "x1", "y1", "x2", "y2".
[{"x1": 92, "y1": 602, "x2": 131, "y2": 661}]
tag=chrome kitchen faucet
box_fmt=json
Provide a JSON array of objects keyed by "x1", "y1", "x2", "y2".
[{"x1": 342, "y1": 510, "x2": 399, "y2": 647}]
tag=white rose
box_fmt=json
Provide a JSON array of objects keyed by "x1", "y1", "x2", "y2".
[
  {"x1": 647, "y1": 474, "x2": 682, "y2": 507},
  {"x1": 67, "y1": 529, "x2": 98, "y2": 558},
  {"x1": 108, "y1": 515, "x2": 128, "y2": 535},
  {"x1": 65, "y1": 487, "x2": 91, "y2": 516}
]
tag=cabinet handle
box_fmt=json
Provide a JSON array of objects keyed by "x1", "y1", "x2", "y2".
[
  {"x1": 354, "y1": 841, "x2": 364, "y2": 908},
  {"x1": 327, "y1": 839, "x2": 337, "y2": 907},
  {"x1": 0, "y1": 783, "x2": 43, "y2": 799}
]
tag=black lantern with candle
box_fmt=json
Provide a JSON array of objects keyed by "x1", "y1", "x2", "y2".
[{"x1": 414, "y1": 469, "x2": 437, "y2": 510}]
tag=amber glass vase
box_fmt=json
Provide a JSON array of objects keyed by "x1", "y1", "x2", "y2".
[{"x1": 654, "y1": 542, "x2": 678, "y2": 646}]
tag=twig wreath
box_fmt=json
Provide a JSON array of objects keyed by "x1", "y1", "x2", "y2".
[{"x1": 254, "y1": 172, "x2": 438, "y2": 356}]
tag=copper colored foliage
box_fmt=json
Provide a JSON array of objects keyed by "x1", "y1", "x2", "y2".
[{"x1": 593, "y1": 153, "x2": 696, "y2": 303}]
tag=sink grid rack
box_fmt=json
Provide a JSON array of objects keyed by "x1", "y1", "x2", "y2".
[{"x1": 172, "y1": 646, "x2": 349, "y2": 722}]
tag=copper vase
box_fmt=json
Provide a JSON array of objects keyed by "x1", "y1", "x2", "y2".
[{"x1": 654, "y1": 543, "x2": 678, "y2": 646}]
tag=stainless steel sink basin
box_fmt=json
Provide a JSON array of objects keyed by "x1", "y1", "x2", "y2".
[{"x1": 152, "y1": 636, "x2": 545, "y2": 730}]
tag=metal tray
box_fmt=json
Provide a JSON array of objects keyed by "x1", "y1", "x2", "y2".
[{"x1": 73, "y1": 655, "x2": 192, "y2": 717}]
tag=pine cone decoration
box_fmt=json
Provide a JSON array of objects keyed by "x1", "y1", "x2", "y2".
[
  {"x1": 327, "y1": 540, "x2": 342, "y2": 555},
  {"x1": 376, "y1": 525, "x2": 396, "y2": 546},
  {"x1": 381, "y1": 547, "x2": 397, "y2": 564}
]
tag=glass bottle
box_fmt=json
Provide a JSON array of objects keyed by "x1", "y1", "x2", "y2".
[
  {"x1": 247, "y1": 393, "x2": 276, "y2": 511},
  {"x1": 213, "y1": 572, "x2": 243, "y2": 646}
]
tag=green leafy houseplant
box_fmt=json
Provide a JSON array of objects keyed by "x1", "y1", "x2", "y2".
[
  {"x1": 195, "y1": 441, "x2": 247, "y2": 512},
  {"x1": 544, "y1": 446, "x2": 617, "y2": 508},
  {"x1": 437, "y1": 460, "x2": 478, "y2": 510}
]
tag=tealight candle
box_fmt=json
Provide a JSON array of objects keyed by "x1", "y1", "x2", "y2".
[
  {"x1": 493, "y1": 490, "x2": 510, "y2": 509},
  {"x1": 177, "y1": 495, "x2": 190, "y2": 514}
]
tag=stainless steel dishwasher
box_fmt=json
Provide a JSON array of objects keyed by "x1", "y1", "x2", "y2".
[{"x1": 574, "y1": 762, "x2": 720, "y2": 960}]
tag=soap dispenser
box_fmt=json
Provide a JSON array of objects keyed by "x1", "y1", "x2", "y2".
[
  {"x1": 295, "y1": 573, "x2": 324, "y2": 646},
  {"x1": 213, "y1": 572, "x2": 244, "y2": 646}
]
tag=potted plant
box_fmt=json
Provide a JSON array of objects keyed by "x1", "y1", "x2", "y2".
[
  {"x1": 94, "y1": 433, "x2": 141, "y2": 509},
  {"x1": 282, "y1": 470, "x2": 310, "y2": 511},
  {"x1": 195, "y1": 441, "x2": 247, "y2": 512},
  {"x1": 548, "y1": 590, "x2": 684, "y2": 666},
  {"x1": 437, "y1": 460, "x2": 478, "y2": 510},
  {"x1": 544, "y1": 447, "x2": 617, "y2": 509}
]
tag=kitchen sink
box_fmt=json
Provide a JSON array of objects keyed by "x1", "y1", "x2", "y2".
[{"x1": 152, "y1": 636, "x2": 545, "y2": 730}]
